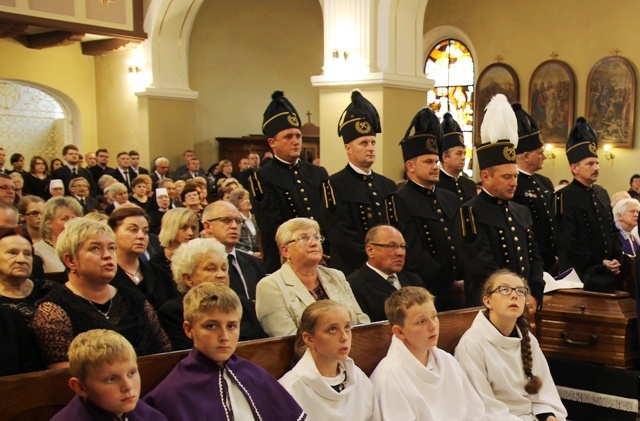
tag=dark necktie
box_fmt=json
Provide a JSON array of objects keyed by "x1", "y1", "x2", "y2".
[
  {"x1": 124, "y1": 170, "x2": 130, "y2": 188},
  {"x1": 227, "y1": 254, "x2": 249, "y2": 299},
  {"x1": 387, "y1": 274, "x2": 399, "y2": 290},
  {"x1": 71, "y1": 167, "x2": 77, "y2": 175}
]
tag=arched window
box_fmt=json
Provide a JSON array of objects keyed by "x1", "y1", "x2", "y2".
[
  {"x1": 0, "y1": 81, "x2": 69, "y2": 162},
  {"x1": 425, "y1": 39, "x2": 474, "y2": 173}
]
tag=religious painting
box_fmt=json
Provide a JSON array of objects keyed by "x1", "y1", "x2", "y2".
[
  {"x1": 585, "y1": 56, "x2": 636, "y2": 148},
  {"x1": 528, "y1": 60, "x2": 575, "y2": 145},
  {"x1": 475, "y1": 63, "x2": 519, "y2": 145}
]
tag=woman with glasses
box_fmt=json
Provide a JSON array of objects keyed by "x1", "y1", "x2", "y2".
[
  {"x1": 229, "y1": 188, "x2": 261, "y2": 259},
  {"x1": 23, "y1": 156, "x2": 50, "y2": 199},
  {"x1": 18, "y1": 196, "x2": 45, "y2": 243},
  {"x1": 455, "y1": 269, "x2": 566, "y2": 421},
  {"x1": 256, "y1": 217, "x2": 369, "y2": 337}
]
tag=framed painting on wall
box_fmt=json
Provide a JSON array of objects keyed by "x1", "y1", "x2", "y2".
[
  {"x1": 528, "y1": 60, "x2": 575, "y2": 145},
  {"x1": 585, "y1": 56, "x2": 636, "y2": 148},
  {"x1": 475, "y1": 63, "x2": 519, "y2": 145}
]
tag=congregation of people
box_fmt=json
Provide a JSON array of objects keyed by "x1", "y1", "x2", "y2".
[{"x1": 6, "y1": 88, "x2": 639, "y2": 420}]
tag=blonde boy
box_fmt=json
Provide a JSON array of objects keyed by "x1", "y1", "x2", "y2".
[
  {"x1": 370, "y1": 287, "x2": 487, "y2": 420},
  {"x1": 144, "y1": 283, "x2": 305, "y2": 420},
  {"x1": 51, "y1": 329, "x2": 166, "y2": 420}
]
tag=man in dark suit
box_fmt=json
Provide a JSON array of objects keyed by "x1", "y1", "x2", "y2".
[
  {"x1": 69, "y1": 177, "x2": 99, "y2": 214},
  {"x1": 347, "y1": 225, "x2": 425, "y2": 322},
  {"x1": 151, "y1": 156, "x2": 171, "y2": 187},
  {"x1": 0, "y1": 148, "x2": 7, "y2": 174},
  {"x1": 202, "y1": 200, "x2": 266, "y2": 300},
  {"x1": 238, "y1": 152, "x2": 260, "y2": 190},
  {"x1": 52, "y1": 145, "x2": 98, "y2": 197},
  {"x1": 627, "y1": 174, "x2": 640, "y2": 200},
  {"x1": 322, "y1": 91, "x2": 396, "y2": 276},
  {"x1": 89, "y1": 148, "x2": 114, "y2": 186},
  {"x1": 129, "y1": 150, "x2": 150, "y2": 176},
  {"x1": 249, "y1": 91, "x2": 329, "y2": 273},
  {"x1": 178, "y1": 158, "x2": 205, "y2": 181},
  {"x1": 173, "y1": 150, "x2": 198, "y2": 180},
  {"x1": 110, "y1": 151, "x2": 134, "y2": 191}
]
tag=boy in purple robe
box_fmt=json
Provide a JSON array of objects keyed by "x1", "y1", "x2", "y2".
[
  {"x1": 51, "y1": 329, "x2": 167, "y2": 421},
  {"x1": 144, "y1": 283, "x2": 306, "y2": 420}
]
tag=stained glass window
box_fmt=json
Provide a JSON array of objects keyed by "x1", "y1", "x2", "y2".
[{"x1": 425, "y1": 39, "x2": 474, "y2": 174}]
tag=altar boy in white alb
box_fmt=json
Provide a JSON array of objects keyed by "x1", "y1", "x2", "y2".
[{"x1": 370, "y1": 287, "x2": 486, "y2": 420}]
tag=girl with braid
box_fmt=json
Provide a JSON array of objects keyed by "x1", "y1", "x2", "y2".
[{"x1": 455, "y1": 269, "x2": 567, "y2": 420}]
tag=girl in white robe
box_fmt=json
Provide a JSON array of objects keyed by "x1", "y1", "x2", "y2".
[
  {"x1": 455, "y1": 269, "x2": 567, "y2": 421},
  {"x1": 370, "y1": 286, "x2": 486, "y2": 420},
  {"x1": 279, "y1": 300, "x2": 380, "y2": 421}
]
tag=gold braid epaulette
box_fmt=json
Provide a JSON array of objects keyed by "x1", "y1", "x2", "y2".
[
  {"x1": 459, "y1": 206, "x2": 477, "y2": 240},
  {"x1": 249, "y1": 172, "x2": 264, "y2": 201},
  {"x1": 385, "y1": 195, "x2": 398, "y2": 225},
  {"x1": 322, "y1": 180, "x2": 336, "y2": 211}
]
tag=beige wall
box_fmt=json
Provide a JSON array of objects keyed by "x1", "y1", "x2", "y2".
[
  {"x1": 0, "y1": 38, "x2": 98, "y2": 154},
  {"x1": 188, "y1": 0, "x2": 324, "y2": 168},
  {"x1": 424, "y1": 0, "x2": 640, "y2": 193}
]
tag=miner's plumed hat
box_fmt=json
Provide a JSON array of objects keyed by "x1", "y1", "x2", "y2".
[
  {"x1": 262, "y1": 91, "x2": 302, "y2": 138},
  {"x1": 338, "y1": 90, "x2": 381, "y2": 143},
  {"x1": 512, "y1": 103, "x2": 543, "y2": 154},
  {"x1": 476, "y1": 94, "x2": 518, "y2": 170},
  {"x1": 566, "y1": 117, "x2": 598, "y2": 164},
  {"x1": 400, "y1": 107, "x2": 441, "y2": 161},
  {"x1": 440, "y1": 112, "x2": 465, "y2": 156}
]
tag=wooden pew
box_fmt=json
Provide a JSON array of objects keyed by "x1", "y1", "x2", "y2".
[{"x1": 0, "y1": 307, "x2": 480, "y2": 421}]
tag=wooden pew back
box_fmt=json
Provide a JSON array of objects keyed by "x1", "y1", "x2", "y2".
[{"x1": 0, "y1": 307, "x2": 479, "y2": 421}]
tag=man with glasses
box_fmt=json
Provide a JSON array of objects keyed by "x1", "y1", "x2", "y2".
[
  {"x1": 69, "y1": 177, "x2": 99, "y2": 214},
  {"x1": 385, "y1": 107, "x2": 464, "y2": 311},
  {"x1": 0, "y1": 173, "x2": 16, "y2": 205},
  {"x1": 202, "y1": 201, "x2": 265, "y2": 300},
  {"x1": 347, "y1": 225, "x2": 425, "y2": 322},
  {"x1": 455, "y1": 95, "x2": 544, "y2": 310}
]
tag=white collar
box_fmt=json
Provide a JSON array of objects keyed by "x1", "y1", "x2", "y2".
[
  {"x1": 366, "y1": 262, "x2": 395, "y2": 280},
  {"x1": 348, "y1": 162, "x2": 372, "y2": 175}
]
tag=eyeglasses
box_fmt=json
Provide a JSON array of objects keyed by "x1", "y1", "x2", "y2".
[
  {"x1": 369, "y1": 242, "x2": 407, "y2": 251},
  {"x1": 0, "y1": 185, "x2": 15, "y2": 191},
  {"x1": 23, "y1": 211, "x2": 42, "y2": 217},
  {"x1": 287, "y1": 234, "x2": 325, "y2": 245},
  {"x1": 72, "y1": 184, "x2": 89, "y2": 188},
  {"x1": 490, "y1": 285, "x2": 529, "y2": 297},
  {"x1": 206, "y1": 217, "x2": 244, "y2": 225}
]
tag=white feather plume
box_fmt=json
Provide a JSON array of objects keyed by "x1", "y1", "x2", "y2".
[{"x1": 480, "y1": 94, "x2": 519, "y2": 148}]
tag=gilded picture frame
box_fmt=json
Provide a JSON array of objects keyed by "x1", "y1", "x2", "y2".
[
  {"x1": 585, "y1": 56, "x2": 636, "y2": 148},
  {"x1": 475, "y1": 63, "x2": 520, "y2": 146},
  {"x1": 528, "y1": 59, "x2": 575, "y2": 145}
]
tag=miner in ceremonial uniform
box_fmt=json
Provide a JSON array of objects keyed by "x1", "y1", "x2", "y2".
[
  {"x1": 321, "y1": 91, "x2": 396, "y2": 276},
  {"x1": 249, "y1": 91, "x2": 329, "y2": 273},
  {"x1": 455, "y1": 94, "x2": 544, "y2": 310},
  {"x1": 436, "y1": 113, "x2": 476, "y2": 203},
  {"x1": 511, "y1": 104, "x2": 557, "y2": 273},
  {"x1": 385, "y1": 107, "x2": 464, "y2": 310},
  {"x1": 554, "y1": 117, "x2": 622, "y2": 286}
]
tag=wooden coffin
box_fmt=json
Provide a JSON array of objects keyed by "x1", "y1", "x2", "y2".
[{"x1": 535, "y1": 289, "x2": 639, "y2": 369}]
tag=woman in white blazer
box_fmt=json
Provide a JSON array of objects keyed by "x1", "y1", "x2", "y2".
[
  {"x1": 255, "y1": 217, "x2": 369, "y2": 337},
  {"x1": 279, "y1": 300, "x2": 379, "y2": 421}
]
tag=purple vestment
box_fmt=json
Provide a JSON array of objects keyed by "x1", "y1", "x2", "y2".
[
  {"x1": 144, "y1": 349, "x2": 306, "y2": 420},
  {"x1": 51, "y1": 395, "x2": 167, "y2": 420}
]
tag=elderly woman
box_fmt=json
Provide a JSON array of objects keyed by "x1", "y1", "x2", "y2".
[
  {"x1": 613, "y1": 198, "x2": 640, "y2": 256},
  {"x1": 22, "y1": 156, "x2": 50, "y2": 199},
  {"x1": 181, "y1": 183, "x2": 205, "y2": 226},
  {"x1": 229, "y1": 188, "x2": 261, "y2": 258},
  {"x1": 158, "y1": 238, "x2": 266, "y2": 349},
  {"x1": 31, "y1": 218, "x2": 171, "y2": 368},
  {"x1": 18, "y1": 195, "x2": 45, "y2": 243},
  {"x1": 34, "y1": 196, "x2": 83, "y2": 273},
  {"x1": 0, "y1": 227, "x2": 58, "y2": 325},
  {"x1": 150, "y1": 207, "x2": 199, "y2": 275},
  {"x1": 255, "y1": 217, "x2": 369, "y2": 337},
  {"x1": 108, "y1": 206, "x2": 178, "y2": 310},
  {"x1": 10, "y1": 172, "x2": 24, "y2": 200},
  {"x1": 104, "y1": 182, "x2": 131, "y2": 215}
]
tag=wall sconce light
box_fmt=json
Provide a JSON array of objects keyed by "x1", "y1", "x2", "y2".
[
  {"x1": 604, "y1": 144, "x2": 615, "y2": 160},
  {"x1": 544, "y1": 144, "x2": 556, "y2": 160}
]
